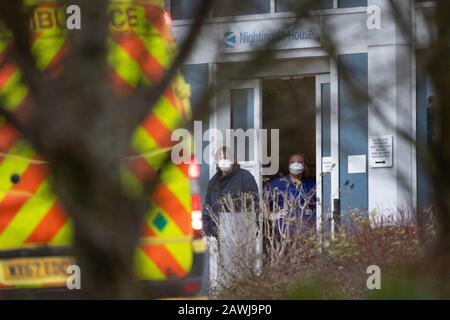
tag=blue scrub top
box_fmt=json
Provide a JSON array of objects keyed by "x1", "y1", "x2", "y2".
[{"x1": 266, "y1": 175, "x2": 317, "y2": 233}]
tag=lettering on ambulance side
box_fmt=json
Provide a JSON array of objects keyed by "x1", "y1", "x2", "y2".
[
  {"x1": 109, "y1": 8, "x2": 139, "y2": 29},
  {"x1": 29, "y1": 5, "x2": 142, "y2": 33}
]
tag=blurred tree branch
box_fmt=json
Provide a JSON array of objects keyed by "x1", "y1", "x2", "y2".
[
  {"x1": 426, "y1": 0, "x2": 450, "y2": 295},
  {"x1": 129, "y1": 0, "x2": 213, "y2": 127},
  {"x1": 0, "y1": 0, "x2": 211, "y2": 299},
  {"x1": 0, "y1": 0, "x2": 448, "y2": 300},
  {"x1": 0, "y1": 1, "x2": 44, "y2": 100}
]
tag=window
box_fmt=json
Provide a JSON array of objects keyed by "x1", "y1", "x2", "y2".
[
  {"x1": 170, "y1": 0, "x2": 202, "y2": 20},
  {"x1": 213, "y1": 0, "x2": 270, "y2": 17},
  {"x1": 170, "y1": 0, "x2": 271, "y2": 20},
  {"x1": 275, "y1": 0, "x2": 366, "y2": 13},
  {"x1": 170, "y1": 0, "x2": 369, "y2": 20},
  {"x1": 231, "y1": 89, "x2": 255, "y2": 161},
  {"x1": 181, "y1": 64, "x2": 210, "y2": 199},
  {"x1": 416, "y1": 51, "x2": 434, "y2": 210},
  {"x1": 276, "y1": 0, "x2": 334, "y2": 12},
  {"x1": 338, "y1": 0, "x2": 367, "y2": 8}
]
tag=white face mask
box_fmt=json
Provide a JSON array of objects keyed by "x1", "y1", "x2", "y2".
[
  {"x1": 218, "y1": 159, "x2": 233, "y2": 173},
  {"x1": 289, "y1": 162, "x2": 304, "y2": 175}
]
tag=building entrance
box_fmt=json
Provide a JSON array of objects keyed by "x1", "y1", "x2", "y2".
[{"x1": 262, "y1": 77, "x2": 316, "y2": 182}]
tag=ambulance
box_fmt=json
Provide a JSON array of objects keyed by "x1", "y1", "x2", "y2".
[{"x1": 0, "y1": 0, "x2": 206, "y2": 299}]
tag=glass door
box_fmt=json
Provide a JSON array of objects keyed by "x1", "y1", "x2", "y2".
[
  {"x1": 229, "y1": 79, "x2": 263, "y2": 274},
  {"x1": 316, "y1": 75, "x2": 332, "y2": 236},
  {"x1": 229, "y1": 79, "x2": 262, "y2": 189}
]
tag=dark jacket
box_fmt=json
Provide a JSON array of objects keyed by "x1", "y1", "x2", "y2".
[{"x1": 202, "y1": 164, "x2": 259, "y2": 238}]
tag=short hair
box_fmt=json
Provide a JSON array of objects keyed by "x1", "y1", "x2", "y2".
[{"x1": 215, "y1": 146, "x2": 235, "y2": 162}]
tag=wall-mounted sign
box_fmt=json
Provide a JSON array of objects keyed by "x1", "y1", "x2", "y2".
[
  {"x1": 369, "y1": 135, "x2": 393, "y2": 168},
  {"x1": 221, "y1": 21, "x2": 317, "y2": 53},
  {"x1": 223, "y1": 28, "x2": 315, "y2": 52},
  {"x1": 348, "y1": 155, "x2": 367, "y2": 174},
  {"x1": 238, "y1": 161, "x2": 259, "y2": 184},
  {"x1": 322, "y1": 156, "x2": 332, "y2": 173}
]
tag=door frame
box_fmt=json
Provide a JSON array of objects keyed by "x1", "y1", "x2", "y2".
[
  {"x1": 229, "y1": 79, "x2": 263, "y2": 274},
  {"x1": 315, "y1": 74, "x2": 331, "y2": 237},
  {"x1": 229, "y1": 79, "x2": 263, "y2": 189}
]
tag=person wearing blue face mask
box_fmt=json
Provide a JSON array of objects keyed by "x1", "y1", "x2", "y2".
[{"x1": 267, "y1": 153, "x2": 316, "y2": 234}]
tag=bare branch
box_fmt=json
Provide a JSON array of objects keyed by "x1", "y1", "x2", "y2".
[
  {"x1": 129, "y1": 0, "x2": 214, "y2": 125},
  {"x1": 0, "y1": 102, "x2": 27, "y2": 135},
  {"x1": 0, "y1": 0, "x2": 44, "y2": 96}
]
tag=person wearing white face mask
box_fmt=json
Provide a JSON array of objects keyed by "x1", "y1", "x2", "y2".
[
  {"x1": 217, "y1": 158, "x2": 233, "y2": 175},
  {"x1": 267, "y1": 153, "x2": 316, "y2": 233},
  {"x1": 289, "y1": 161, "x2": 305, "y2": 177},
  {"x1": 202, "y1": 147, "x2": 259, "y2": 238},
  {"x1": 202, "y1": 147, "x2": 259, "y2": 290}
]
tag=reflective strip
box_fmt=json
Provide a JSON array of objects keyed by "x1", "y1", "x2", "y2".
[
  {"x1": 0, "y1": 42, "x2": 7, "y2": 54},
  {"x1": 132, "y1": 126, "x2": 168, "y2": 169},
  {"x1": 136, "y1": 30, "x2": 170, "y2": 68},
  {"x1": 163, "y1": 241, "x2": 192, "y2": 273},
  {"x1": 126, "y1": 157, "x2": 155, "y2": 184},
  {"x1": 126, "y1": 132, "x2": 193, "y2": 278},
  {"x1": 135, "y1": 246, "x2": 166, "y2": 280},
  {"x1": 152, "y1": 185, "x2": 190, "y2": 235},
  {"x1": 46, "y1": 41, "x2": 69, "y2": 77},
  {"x1": 0, "y1": 159, "x2": 47, "y2": 235},
  {"x1": 0, "y1": 143, "x2": 36, "y2": 202},
  {"x1": 0, "y1": 64, "x2": 16, "y2": 92},
  {"x1": 153, "y1": 93, "x2": 181, "y2": 131},
  {"x1": 132, "y1": 127, "x2": 160, "y2": 158},
  {"x1": 141, "y1": 222, "x2": 157, "y2": 237},
  {"x1": 140, "y1": 244, "x2": 187, "y2": 277},
  {"x1": 0, "y1": 0, "x2": 192, "y2": 281},
  {"x1": 139, "y1": 236, "x2": 191, "y2": 245},
  {"x1": 143, "y1": 3, "x2": 171, "y2": 42},
  {"x1": 141, "y1": 203, "x2": 192, "y2": 275},
  {"x1": 117, "y1": 34, "x2": 164, "y2": 83},
  {"x1": 48, "y1": 220, "x2": 72, "y2": 246},
  {"x1": 0, "y1": 124, "x2": 20, "y2": 155},
  {"x1": 147, "y1": 205, "x2": 184, "y2": 238},
  {"x1": 0, "y1": 7, "x2": 71, "y2": 250},
  {"x1": 32, "y1": 36, "x2": 66, "y2": 70},
  {"x1": 108, "y1": 39, "x2": 143, "y2": 88},
  {"x1": 165, "y1": 86, "x2": 186, "y2": 116},
  {"x1": 0, "y1": 182, "x2": 55, "y2": 248},
  {"x1": 145, "y1": 204, "x2": 192, "y2": 274},
  {"x1": 159, "y1": 164, "x2": 190, "y2": 214},
  {"x1": 110, "y1": 66, "x2": 134, "y2": 96},
  {"x1": 141, "y1": 113, "x2": 173, "y2": 148},
  {"x1": 121, "y1": 167, "x2": 145, "y2": 198},
  {"x1": 0, "y1": 71, "x2": 28, "y2": 111},
  {"x1": 25, "y1": 202, "x2": 68, "y2": 244}
]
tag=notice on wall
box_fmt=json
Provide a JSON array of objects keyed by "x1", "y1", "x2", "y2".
[
  {"x1": 322, "y1": 157, "x2": 332, "y2": 173},
  {"x1": 348, "y1": 155, "x2": 367, "y2": 174},
  {"x1": 239, "y1": 161, "x2": 259, "y2": 181},
  {"x1": 369, "y1": 135, "x2": 393, "y2": 168}
]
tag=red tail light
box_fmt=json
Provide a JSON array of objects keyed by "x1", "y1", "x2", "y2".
[
  {"x1": 191, "y1": 194, "x2": 202, "y2": 211},
  {"x1": 189, "y1": 159, "x2": 203, "y2": 239},
  {"x1": 191, "y1": 210, "x2": 202, "y2": 232},
  {"x1": 182, "y1": 281, "x2": 201, "y2": 295},
  {"x1": 163, "y1": 10, "x2": 172, "y2": 27},
  {"x1": 188, "y1": 162, "x2": 201, "y2": 179}
]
